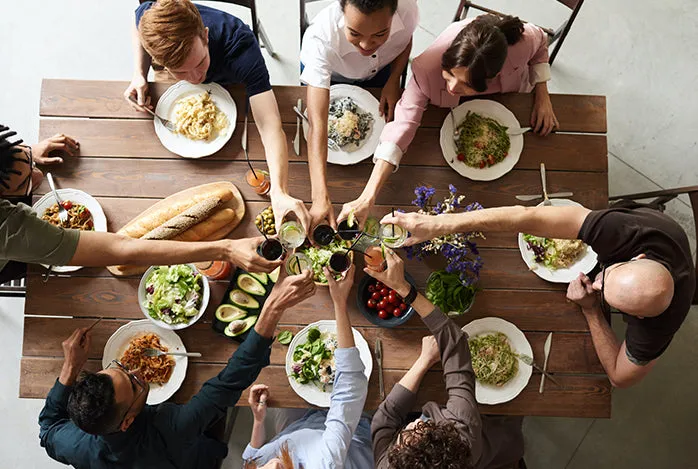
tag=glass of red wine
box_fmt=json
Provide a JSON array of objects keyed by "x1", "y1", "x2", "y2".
[
  {"x1": 328, "y1": 251, "x2": 351, "y2": 274},
  {"x1": 312, "y1": 224, "x2": 336, "y2": 246},
  {"x1": 257, "y1": 238, "x2": 284, "y2": 261}
]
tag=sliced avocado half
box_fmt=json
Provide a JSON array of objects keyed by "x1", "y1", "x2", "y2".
[
  {"x1": 237, "y1": 273, "x2": 266, "y2": 297},
  {"x1": 269, "y1": 266, "x2": 281, "y2": 283},
  {"x1": 224, "y1": 315, "x2": 258, "y2": 337},
  {"x1": 249, "y1": 272, "x2": 269, "y2": 285},
  {"x1": 215, "y1": 304, "x2": 247, "y2": 323},
  {"x1": 229, "y1": 289, "x2": 260, "y2": 310}
]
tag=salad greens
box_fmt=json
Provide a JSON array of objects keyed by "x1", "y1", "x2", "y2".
[
  {"x1": 144, "y1": 265, "x2": 202, "y2": 325},
  {"x1": 277, "y1": 330, "x2": 294, "y2": 345},
  {"x1": 426, "y1": 270, "x2": 476, "y2": 315},
  {"x1": 301, "y1": 240, "x2": 348, "y2": 284},
  {"x1": 290, "y1": 327, "x2": 338, "y2": 391}
]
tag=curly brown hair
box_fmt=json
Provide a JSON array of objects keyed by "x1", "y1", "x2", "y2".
[{"x1": 388, "y1": 420, "x2": 473, "y2": 469}]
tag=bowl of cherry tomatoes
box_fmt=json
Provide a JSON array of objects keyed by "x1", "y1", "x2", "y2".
[{"x1": 356, "y1": 273, "x2": 416, "y2": 328}]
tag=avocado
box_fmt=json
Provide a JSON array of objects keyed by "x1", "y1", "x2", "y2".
[
  {"x1": 229, "y1": 289, "x2": 260, "y2": 310},
  {"x1": 237, "y1": 273, "x2": 266, "y2": 297},
  {"x1": 215, "y1": 304, "x2": 247, "y2": 323},
  {"x1": 224, "y1": 315, "x2": 258, "y2": 337},
  {"x1": 249, "y1": 272, "x2": 269, "y2": 285},
  {"x1": 269, "y1": 266, "x2": 281, "y2": 283}
]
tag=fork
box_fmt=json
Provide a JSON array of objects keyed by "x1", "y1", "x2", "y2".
[
  {"x1": 143, "y1": 348, "x2": 202, "y2": 358},
  {"x1": 517, "y1": 353, "x2": 560, "y2": 386},
  {"x1": 292, "y1": 106, "x2": 341, "y2": 151},
  {"x1": 127, "y1": 95, "x2": 176, "y2": 132},
  {"x1": 46, "y1": 173, "x2": 68, "y2": 225},
  {"x1": 540, "y1": 163, "x2": 552, "y2": 206}
]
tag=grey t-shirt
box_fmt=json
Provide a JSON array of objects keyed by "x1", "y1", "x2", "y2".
[{"x1": 0, "y1": 199, "x2": 80, "y2": 270}]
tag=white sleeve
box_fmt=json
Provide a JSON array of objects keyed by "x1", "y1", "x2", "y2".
[
  {"x1": 529, "y1": 62, "x2": 552, "y2": 85},
  {"x1": 373, "y1": 142, "x2": 403, "y2": 171},
  {"x1": 401, "y1": 0, "x2": 420, "y2": 35},
  {"x1": 300, "y1": 29, "x2": 333, "y2": 89}
]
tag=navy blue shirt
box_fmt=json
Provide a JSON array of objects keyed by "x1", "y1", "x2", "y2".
[
  {"x1": 136, "y1": 1, "x2": 272, "y2": 97},
  {"x1": 38, "y1": 330, "x2": 273, "y2": 469}
]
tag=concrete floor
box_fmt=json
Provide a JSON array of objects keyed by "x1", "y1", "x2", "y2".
[{"x1": 1, "y1": 0, "x2": 697, "y2": 468}]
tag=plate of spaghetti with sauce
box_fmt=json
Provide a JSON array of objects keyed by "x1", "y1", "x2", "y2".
[
  {"x1": 154, "y1": 81, "x2": 237, "y2": 159},
  {"x1": 103, "y1": 319, "x2": 188, "y2": 405}
]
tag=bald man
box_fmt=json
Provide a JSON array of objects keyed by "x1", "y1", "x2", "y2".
[{"x1": 381, "y1": 201, "x2": 695, "y2": 388}]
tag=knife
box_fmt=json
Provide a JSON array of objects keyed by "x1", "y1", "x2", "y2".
[
  {"x1": 539, "y1": 332, "x2": 553, "y2": 393},
  {"x1": 507, "y1": 126, "x2": 532, "y2": 136},
  {"x1": 293, "y1": 98, "x2": 302, "y2": 156},
  {"x1": 515, "y1": 192, "x2": 573, "y2": 201},
  {"x1": 375, "y1": 338, "x2": 385, "y2": 401}
]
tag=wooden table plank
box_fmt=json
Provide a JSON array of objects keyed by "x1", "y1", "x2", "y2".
[
  {"x1": 40, "y1": 118, "x2": 607, "y2": 172},
  {"x1": 40, "y1": 79, "x2": 607, "y2": 133},
  {"x1": 24, "y1": 276, "x2": 589, "y2": 330},
  {"x1": 19, "y1": 357, "x2": 610, "y2": 418},
  {"x1": 23, "y1": 317, "x2": 603, "y2": 374},
  {"x1": 30, "y1": 159, "x2": 609, "y2": 208}
]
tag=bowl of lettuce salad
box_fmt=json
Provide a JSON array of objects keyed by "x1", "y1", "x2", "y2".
[
  {"x1": 299, "y1": 240, "x2": 353, "y2": 286},
  {"x1": 138, "y1": 264, "x2": 210, "y2": 330}
]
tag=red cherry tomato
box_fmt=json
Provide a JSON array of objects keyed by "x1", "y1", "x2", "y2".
[
  {"x1": 478, "y1": 160, "x2": 486, "y2": 169},
  {"x1": 377, "y1": 299, "x2": 387, "y2": 310},
  {"x1": 367, "y1": 299, "x2": 376, "y2": 309},
  {"x1": 371, "y1": 292, "x2": 381, "y2": 301},
  {"x1": 378, "y1": 309, "x2": 389, "y2": 320},
  {"x1": 399, "y1": 303, "x2": 408, "y2": 311},
  {"x1": 61, "y1": 201, "x2": 73, "y2": 210},
  {"x1": 380, "y1": 288, "x2": 389, "y2": 296},
  {"x1": 457, "y1": 153, "x2": 465, "y2": 161},
  {"x1": 368, "y1": 285, "x2": 376, "y2": 293},
  {"x1": 387, "y1": 293, "x2": 397, "y2": 304},
  {"x1": 375, "y1": 282, "x2": 383, "y2": 289},
  {"x1": 392, "y1": 308, "x2": 402, "y2": 317}
]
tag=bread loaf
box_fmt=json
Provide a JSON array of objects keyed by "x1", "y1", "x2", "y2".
[
  {"x1": 141, "y1": 197, "x2": 222, "y2": 240},
  {"x1": 172, "y1": 208, "x2": 236, "y2": 241}
]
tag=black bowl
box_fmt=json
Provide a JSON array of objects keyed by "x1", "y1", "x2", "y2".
[{"x1": 356, "y1": 272, "x2": 416, "y2": 328}]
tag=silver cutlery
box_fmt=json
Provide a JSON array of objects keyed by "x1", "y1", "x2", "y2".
[
  {"x1": 293, "y1": 98, "x2": 302, "y2": 156},
  {"x1": 515, "y1": 192, "x2": 573, "y2": 202},
  {"x1": 507, "y1": 126, "x2": 532, "y2": 136},
  {"x1": 127, "y1": 95, "x2": 176, "y2": 132},
  {"x1": 517, "y1": 353, "x2": 560, "y2": 386},
  {"x1": 293, "y1": 106, "x2": 341, "y2": 151},
  {"x1": 375, "y1": 338, "x2": 385, "y2": 401},
  {"x1": 80, "y1": 318, "x2": 103, "y2": 345},
  {"x1": 143, "y1": 348, "x2": 202, "y2": 358},
  {"x1": 450, "y1": 108, "x2": 459, "y2": 138},
  {"x1": 540, "y1": 163, "x2": 552, "y2": 207},
  {"x1": 46, "y1": 173, "x2": 68, "y2": 225},
  {"x1": 539, "y1": 332, "x2": 553, "y2": 393}
]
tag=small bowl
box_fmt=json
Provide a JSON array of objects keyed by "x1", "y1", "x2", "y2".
[
  {"x1": 356, "y1": 272, "x2": 416, "y2": 328},
  {"x1": 138, "y1": 264, "x2": 210, "y2": 330},
  {"x1": 255, "y1": 206, "x2": 276, "y2": 236}
]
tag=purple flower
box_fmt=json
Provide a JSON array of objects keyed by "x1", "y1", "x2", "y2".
[{"x1": 449, "y1": 184, "x2": 457, "y2": 194}]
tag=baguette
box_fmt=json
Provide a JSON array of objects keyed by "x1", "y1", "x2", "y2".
[
  {"x1": 119, "y1": 188, "x2": 233, "y2": 239},
  {"x1": 172, "y1": 208, "x2": 237, "y2": 241},
  {"x1": 141, "y1": 197, "x2": 222, "y2": 240}
]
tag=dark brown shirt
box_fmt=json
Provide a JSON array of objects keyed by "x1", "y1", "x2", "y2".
[
  {"x1": 371, "y1": 308, "x2": 524, "y2": 469},
  {"x1": 578, "y1": 204, "x2": 695, "y2": 362}
]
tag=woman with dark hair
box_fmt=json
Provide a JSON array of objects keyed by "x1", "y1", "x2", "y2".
[
  {"x1": 338, "y1": 14, "x2": 557, "y2": 228},
  {"x1": 369, "y1": 249, "x2": 525, "y2": 469}
]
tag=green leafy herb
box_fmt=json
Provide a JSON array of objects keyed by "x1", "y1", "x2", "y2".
[
  {"x1": 426, "y1": 270, "x2": 477, "y2": 315},
  {"x1": 277, "y1": 330, "x2": 294, "y2": 345}
]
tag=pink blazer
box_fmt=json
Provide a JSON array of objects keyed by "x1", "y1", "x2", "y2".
[{"x1": 374, "y1": 19, "x2": 551, "y2": 167}]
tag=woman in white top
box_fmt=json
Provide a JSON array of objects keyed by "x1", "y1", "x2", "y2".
[{"x1": 300, "y1": 0, "x2": 418, "y2": 231}]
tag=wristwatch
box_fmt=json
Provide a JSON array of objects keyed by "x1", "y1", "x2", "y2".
[{"x1": 402, "y1": 284, "x2": 418, "y2": 305}]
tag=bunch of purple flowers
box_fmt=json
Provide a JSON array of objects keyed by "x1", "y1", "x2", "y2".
[{"x1": 404, "y1": 184, "x2": 484, "y2": 286}]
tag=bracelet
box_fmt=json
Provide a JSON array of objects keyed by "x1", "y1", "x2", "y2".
[{"x1": 403, "y1": 284, "x2": 418, "y2": 305}]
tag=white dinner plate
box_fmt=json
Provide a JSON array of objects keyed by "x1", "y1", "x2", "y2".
[
  {"x1": 462, "y1": 317, "x2": 533, "y2": 405},
  {"x1": 102, "y1": 320, "x2": 188, "y2": 405},
  {"x1": 517, "y1": 198, "x2": 598, "y2": 283},
  {"x1": 440, "y1": 99, "x2": 523, "y2": 181},
  {"x1": 32, "y1": 188, "x2": 107, "y2": 273},
  {"x1": 302, "y1": 84, "x2": 386, "y2": 165},
  {"x1": 155, "y1": 81, "x2": 237, "y2": 158},
  {"x1": 286, "y1": 320, "x2": 373, "y2": 407}
]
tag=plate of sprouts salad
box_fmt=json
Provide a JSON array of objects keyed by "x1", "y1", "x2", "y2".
[
  {"x1": 286, "y1": 320, "x2": 373, "y2": 407},
  {"x1": 462, "y1": 317, "x2": 532, "y2": 405},
  {"x1": 302, "y1": 84, "x2": 385, "y2": 165}
]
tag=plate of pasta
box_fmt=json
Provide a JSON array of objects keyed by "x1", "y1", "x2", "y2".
[
  {"x1": 32, "y1": 188, "x2": 107, "y2": 273},
  {"x1": 440, "y1": 100, "x2": 523, "y2": 181},
  {"x1": 155, "y1": 81, "x2": 236, "y2": 159},
  {"x1": 102, "y1": 320, "x2": 188, "y2": 405},
  {"x1": 302, "y1": 84, "x2": 385, "y2": 165}
]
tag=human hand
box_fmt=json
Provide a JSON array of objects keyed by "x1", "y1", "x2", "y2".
[
  {"x1": 124, "y1": 74, "x2": 152, "y2": 112},
  {"x1": 265, "y1": 268, "x2": 316, "y2": 312},
  {"x1": 566, "y1": 273, "x2": 599, "y2": 312},
  {"x1": 363, "y1": 247, "x2": 410, "y2": 297},
  {"x1": 418, "y1": 335, "x2": 440, "y2": 368},
  {"x1": 59, "y1": 327, "x2": 91, "y2": 385},
  {"x1": 379, "y1": 211, "x2": 439, "y2": 247},
  {"x1": 531, "y1": 91, "x2": 559, "y2": 136},
  {"x1": 271, "y1": 191, "x2": 312, "y2": 234},
  {"x1": 227, "y1": 237, "x2": 283, "y2": 273},
  {"x1": 248, "y1": 384, "x2": 269, "y2": 422},
  {"x1": 325, "y1": 264, "x2": 355, "y2": 308},
  {"x1": 309, "y1": 193, "x2": 336, "y2": 233},
  {"x1": 31, "y1": 134, "x2": 80, "y2": 164},
  {"x1": 337, "y1": 197, "x2": 373, "y2": 230},
  {"x1": 379, "y1": 78, "x2": 401, "y2": 123}
]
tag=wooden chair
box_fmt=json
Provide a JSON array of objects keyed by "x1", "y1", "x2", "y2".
[
  {"x1": 609, "y1": 185, "x2": 698, "y2": 304},
  {"x1": 453, "y1": 0, "x2": 585, "y2": 65}
]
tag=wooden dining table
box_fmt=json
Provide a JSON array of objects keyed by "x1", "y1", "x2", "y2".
[{"x1": 20, "y1": 79, "x2": 610, "y2": 418}]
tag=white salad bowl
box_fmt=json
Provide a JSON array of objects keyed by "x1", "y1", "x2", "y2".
[{"x1": 138, "y1": 264, "x2": 210, "y2": 330}]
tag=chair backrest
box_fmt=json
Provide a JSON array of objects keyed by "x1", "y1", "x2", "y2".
[
  {"x1": 300, "y1": 0, "x2": 327, "y2": 48},
  {"x1": 688, "y1": 191, "x2": 698, "y2": 304}
]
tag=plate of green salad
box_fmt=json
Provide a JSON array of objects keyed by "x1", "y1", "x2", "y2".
[
  {"x1": 462, "y1": 317, "x2": 532, "y2": 405},
  {"x1": 298, "y1": 240, "x2": 353, "y2": 286},
  {"x1": 286, "y1": 320, "x2": 372, "y2": 407},
  {"x1": 138, "y1": 264, "x2": 210, "y2": 330}
]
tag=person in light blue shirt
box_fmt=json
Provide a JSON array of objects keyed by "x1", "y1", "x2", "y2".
[{"x1": 242, "y1": 264, "x2": 373, "y2": 469}]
